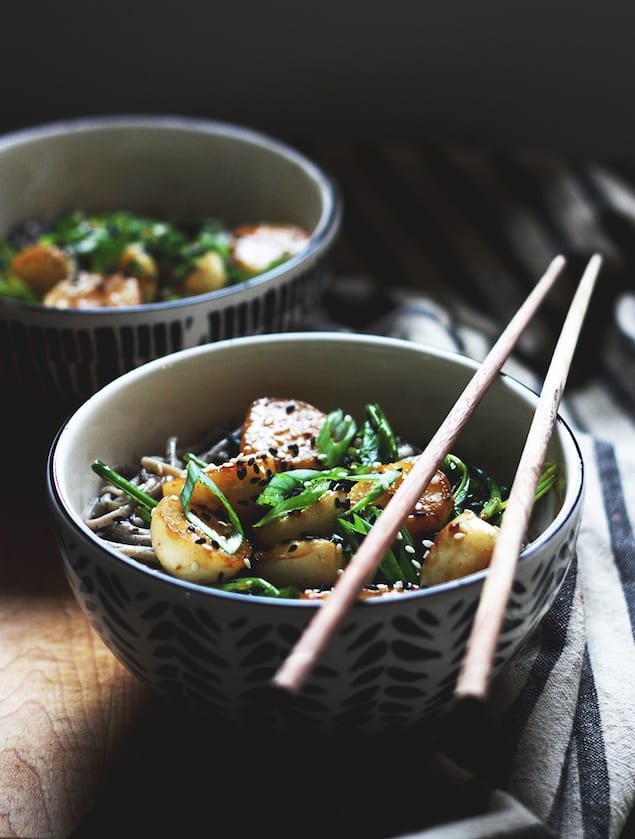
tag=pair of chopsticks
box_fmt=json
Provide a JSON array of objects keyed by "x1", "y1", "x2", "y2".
[{"x1": 273, "y1": 253, "x2": 602, "y2": 699}]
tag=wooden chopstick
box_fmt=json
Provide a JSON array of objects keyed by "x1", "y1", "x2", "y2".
[
  {"x1": 272, "y1": 254, "x2": 568, "y2": 695},
  {"x1": 455, "y1": 252, "x2": 602, "y2": 701}
]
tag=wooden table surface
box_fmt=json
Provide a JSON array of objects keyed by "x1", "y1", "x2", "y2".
[{"x1": 0, "y1": 444, "x2": 493, "y2": 839}]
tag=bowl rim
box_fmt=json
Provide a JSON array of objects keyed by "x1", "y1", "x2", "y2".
[
  {"x1": 0, "y1": 113, "x2": 343, "y2": 316},
  {"x1": 47, "y1": 331, "x2": 585, "y2": 608}
]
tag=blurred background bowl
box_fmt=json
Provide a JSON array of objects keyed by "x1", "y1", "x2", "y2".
[
  {"x1": 47, "y1": 332, "x2": 584, "y2": 733},
  {"x1": 0, "y1": 114, "x2": 341, "y2": 476}
]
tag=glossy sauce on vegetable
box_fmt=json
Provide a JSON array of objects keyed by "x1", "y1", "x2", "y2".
[{"x1": 85, "y1": 397, "x2": 558, "y2": 598}]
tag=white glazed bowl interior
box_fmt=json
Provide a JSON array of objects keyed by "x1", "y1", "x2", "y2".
[
  {"x1": 0, "y1": 114, "x2": 336, "y2": 249},
  {"x1": 48, "y1": 332, "x2": 584, "y2": 731}
]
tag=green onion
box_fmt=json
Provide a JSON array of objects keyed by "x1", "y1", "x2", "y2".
[
  {"x1": 442, "y1": 454, "x2": 470, "y2": 515},
  {"x1": 357, "y1": 403, "x2": 398, "y2": 465},
  {"x1": 391, "y1": 526, "x2": 420, "y2": 585},
  {"x1": 489, "y1": 462, "x2": 560, "y2": 525},
  {"x1": 0, "y1": 275, "x2": 39, "y2": 302},
  {"x1": 91, "y1": 459, "x2": 157, "y2": 524},
  {"x1": 346, "y1": 470, "x2": 400, "y2": 514},
  {"x1": 317, "y1": 408, "x2": 358, "y2": 467},
  {"x1": 180, "y1": 461, "x2": 244, "y2": 554},
  {"x1": 253, "y1": 468, "x2": 400, "y2": 527},
  {"x1": 337, "y1": 511, "x2": 409, "y2": 585},
  {"x1": 216, "y1": 576, "x2": 301, "y2": 598},
  {"x1": 534, "y1": 462, "x2": 559, "y2": 501},
  {"x1": 253, "y1": 468, "x2": 346, "y2": 526},
  {"x1": 473, "y1": 466, "x2": 503, "y2": 521},
  {"x1": 184, "y1": 451, "x2": 208, "y2": 468}
]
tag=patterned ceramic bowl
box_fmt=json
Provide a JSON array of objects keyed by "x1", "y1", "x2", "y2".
[
  {"x1": 47, "y1": 333, "x2": 584, "y2": 733},
  {"x1": 0, "y1": 115, "x2": 341, "y2": 404}
]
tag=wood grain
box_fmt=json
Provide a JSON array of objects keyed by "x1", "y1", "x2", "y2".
[{"x1": 0, "y1": 490, "x2": 151, "y2": 839}]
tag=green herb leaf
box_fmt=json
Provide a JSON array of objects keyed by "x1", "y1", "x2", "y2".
[
  {"x1": 253, "y1": 468, "x2": 348, "y2": 527},
  {"x1": 0, "y1": 275, "x2": 39, "y2": 302}
]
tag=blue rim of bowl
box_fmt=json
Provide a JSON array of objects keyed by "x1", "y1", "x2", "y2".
[
  {"x1": 46, "y1": 332, "x2": 585, "y2": 609},
  {"x1": 0, "y1": 114, "x2": 343, "y2": 316}
]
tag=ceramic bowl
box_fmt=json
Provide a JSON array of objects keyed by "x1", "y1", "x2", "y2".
[
  {"x1": 47, "y1": 332, "x2": 584, "y2": 733},
  {"x1": 0, "y1": 115, "x2": 341, "y2": 404}
]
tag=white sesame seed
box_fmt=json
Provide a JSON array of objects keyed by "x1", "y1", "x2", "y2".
[
  {"x1": 191, "y1": 561, "x2": 199, "y2": 572},
  {"x1": 244, "y1": 557, "x2": 252, "y2": 569},
  {"x1": 411, "y1": 559, "x2": 422, "y2": 570},
  {"x1": 404, "y1": 544, "x2": 415, "y2": 554},
  {"x1": 422, "y1": 539, "x2": 434, "y2": 548}
]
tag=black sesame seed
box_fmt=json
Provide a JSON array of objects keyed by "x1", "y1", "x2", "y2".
[{"x1": 288, "y1": 543, "x2": 298, "y2": 552}]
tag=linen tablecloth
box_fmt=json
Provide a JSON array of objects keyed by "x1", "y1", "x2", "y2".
[{"x1": 304, "y1": 140, "x2": 635, "y2": 839}]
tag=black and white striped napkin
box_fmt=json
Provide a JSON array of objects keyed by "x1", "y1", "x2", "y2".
[{"x1": 305, "y1": 140, "x2": 635, "y2": 839}]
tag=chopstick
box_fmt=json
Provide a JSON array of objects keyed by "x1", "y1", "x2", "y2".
[
  {"x1": 455, "y1": 252, "x2": 602, "y2": 701},
  {"x1": 273, "y1": 254, "x2": 568, "y2": 695}
]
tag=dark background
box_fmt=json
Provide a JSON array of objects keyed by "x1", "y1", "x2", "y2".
[{"x1": 3, "y1": 0, "x2": 635, "y2": 159}]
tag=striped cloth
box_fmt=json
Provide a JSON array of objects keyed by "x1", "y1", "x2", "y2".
[{"x1": 304, "y1": 141, "x2": 635, "y2": 839}]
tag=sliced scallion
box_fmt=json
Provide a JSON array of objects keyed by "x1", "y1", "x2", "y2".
[
  {"x1": 91, "y1": 459, "x2": 157, "y2": 524},
  {"x1": 180, "y1": 461, "x2": 244, "y2": 554},
  {"x1": 317, "y1": 409, "x2": 358, "y2": 467}
]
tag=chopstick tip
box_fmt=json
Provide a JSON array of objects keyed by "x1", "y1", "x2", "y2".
[{"x1": 271, "y1": 648, "x2": 317, "y2": 695}]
